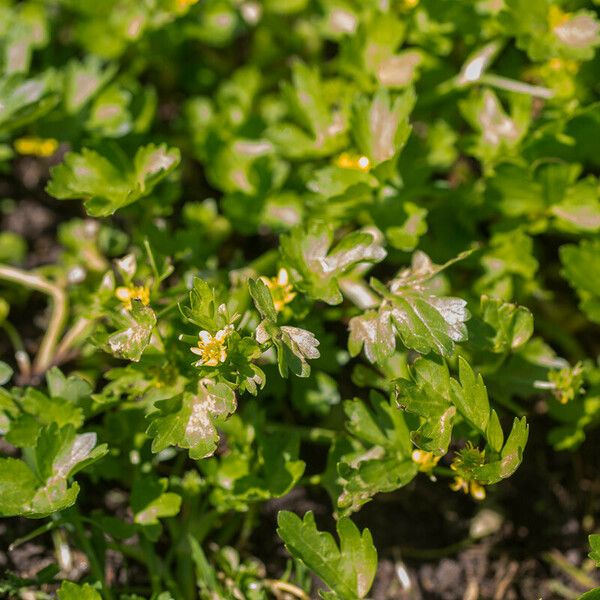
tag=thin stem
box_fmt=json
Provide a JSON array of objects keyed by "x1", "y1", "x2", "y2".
[
  {"x1": 140, "y1": 535, "x2": 163, "y2": 597},
  {"x1": 398, "y1": 537, "x2": 474, "y2": 559},
  {"x1": 1, "y1": 320, "x2": 31, "y2": 378},
  {"x1": 52, "y1": 527, "x2": 73, "y2": 573},
  {"x1": 543, "y1": 550, "x2": 598, "y2": 590},
  {"x1": 265, "y1": 580, "x2": 310, "y2": 600},
  {"x1": 480, "y1": 73, "x2": 554, "y2": 99},
  {"x1": 54, "y1": 316, "x2": 94, "y2": 363},
  {"x1": 0, "y1": 264, "x2": 68, "y2": 376},
  {"x1": 9, "y1": 518, "x2": 65, "y2": 551},
  {"x1": 266, "y1": 423, "x2": 337, "y2": 444},
  {"x1": 71, "y1": 511, "x2": 112, "y2": 600}
]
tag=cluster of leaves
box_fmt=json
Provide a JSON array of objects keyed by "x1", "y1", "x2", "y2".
[{"x1": 1, "y1": 0, "x2": 600, "y2": 598}]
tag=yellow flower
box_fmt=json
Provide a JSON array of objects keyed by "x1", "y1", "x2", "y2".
[
  {"x1": 334, "y1": 152, "x2": 371, "y2": 173},
  {"x1": 260, "y1": 268, "x2": 296, "y2": 312},
  {"x1": 115, "y1": 285, "x2": 151, "y2": 310},
  {"x1": 450, "y1": 476, "x2": 486, "y2": 501},
  {"x1": 190, "y1": 326, "x2": 233, "y2": 367},
  {"x1": 412, "y1": 449, "x2": 441, "y2": 474},
  {"x1": 548, "y1": 5, "x2": 571, "y2": 30},
  {"x1": 14, "y1": 136, "x2": 59, "y2": 157},
  {"x1": 401, "y1": 0, "x2": 419, "y2": 8},
  {"x1": 547, "y1": 58, "x2": 579, "y2": 74},
  {"x1": 175, "y1": 0, "x2": 199, "y2": 12}
]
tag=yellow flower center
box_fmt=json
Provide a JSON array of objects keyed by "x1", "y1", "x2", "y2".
[
  {"x1": 14, "y1": 137, "x2": 59, "y2": 157},
  {"x1": 190, "y1": 326, "x2": 232, "y2": 367},
  {"x1": 115, "y1": 285, "x2": 151, "y2": 310},
  {"x1": 334, "y1": 152, "x2": 372, "y2": 173},
  {"x1": 412, "y1": 449, "x2": 440, "y2": 473},
  {"x1": 260, "y1": 268, "x2": 296, "y2": 312}
]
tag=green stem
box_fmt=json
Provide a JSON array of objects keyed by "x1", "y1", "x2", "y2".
[
  {"x1": 54, "y1": 316, "x2": 94, "y2": 363},
  {"x1": 0, "y1": 264, "x2": 68, "y2": 376},
  {"x1": 9, "y1": 518, "x2": 65, "y2": 551},
  {"x1": 266, "y1": 423, "x2": 337, "y2": 444},
  {"x1": 543, "y1": 550, "x2": 598, "y2": 590},
  {"x1": 398, "y1": 537, "x2": 473, "y2": 559},
  {"x1": 140, "y1": 535, "x2": 163, "y2": 597},
  {"x1": 2, "y1": 321, "x2": 32, "y2": 379},
  {"x1": 72, "y1": 511, "x2": 112, "y2": 600}
]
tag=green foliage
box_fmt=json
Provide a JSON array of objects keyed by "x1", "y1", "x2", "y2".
[
  {"x1": 47, "y1": 143, "x2": 181, "y2": 216},
  {"x1": 0, "y1": 0, "x2": 599, "y2": 597}
]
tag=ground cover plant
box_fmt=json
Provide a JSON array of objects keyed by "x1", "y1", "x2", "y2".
[{"x1": 1, "y1": 0, "x2": 600, "y2": 598}]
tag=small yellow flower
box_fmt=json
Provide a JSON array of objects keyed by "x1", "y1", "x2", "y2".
[
  {"x1": 401, "y1": 0, "x2": 419, "y2": 8},
  {"x1": 175, "y1": 0, "x2": 199, "y2": 12},
  {"x1": 412, "y1": 449, "x2": 441, "y2": 474},
  {"x1": 115, "y1": 285, "x2": 151, "y2": 310},
  {"x1": 190, "y1": 326, "x2": 233, "y2": 367},
  {"x1": 450, "y1": 476, "x2": 486, "y2": 501},
  {"x1": 547, "y1": 58, "x2": 579, "y2": 74},
  {"x1": 260, "y1": 268, "x2": 296, "y2": 312},
  {"x1": 548, "y1": 5, "x2": 571, "y2": 30},
  {"x1": 334, "y1": 152, "x2": 371, "y2": 173},
  {"x1": 14, "y1": 136, "x2": 59, "y2": 158}
]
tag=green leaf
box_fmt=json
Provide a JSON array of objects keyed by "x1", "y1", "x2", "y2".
[
  {"x1": 0, "y1": 424, "x2": 107, "y2": 518},
  {"x1": 470, "y1": 295, "x2": 534, "y2": 353},
  {"x1": 276, "y1": 325, "x2": 321, "y2": 378},
  {"x1": 449, "y1": 357, "x2": 491, "y2": 435},
  {"x1": 0, "y1": 458, "x2": 39, "y2": 517},
  {"x1": 203, "y1": 427, "x2": 305, "y2": 508},
  {"x1": 0, "y1": 361, "x2": 13, "y2": 386},
  {"x1": 337, "y1": 392, "x2": 416, "y2": 514},
  {"x1": 386, "y1": 202, "x2": 428, "y2": 252},
  {"x1": 338, "y1": 457, "x2": 417, "y2": 517},
  {"x1": 348, "y1": 307, "x2": 395, "y2": 365},
  {"x1": 249, "y1": 278, "x2": 277, "y2": 322},
  {"x1": 560, "y1": 240, "x2": 600, "y2": 324},
  {"x1": 63, "y1": 56, "x2": 117, "y2": 114},
  {"x1": 466, "y1": 417, "x2": 529, "y2": 484},
  {"x1": 589, "y1": 534, "x2": 600, "y2": 567},
  {"x1": 267, "y1": 61, "x2": 348, "y2": 159},
  {"x1": 46, "y1": 367, "x2": 92, "y2": 405},
  {"x1": 281, "y1": 223, "x2": 386, "y2": 305},
  {"x1": 131, "y1": 478, "x2": 181, "y2": 526},
  {"x1": 277, "y1": 511, "x2": 377, "y2": 600},
  {"x1": 46, "y1": 143, "x2": 180, "y2": 216},
  {"x1": 501, "y1": 0, "x2": 600, "y2": 61},
  {"x1": 395, "y1": 356, "x2": 505, "y2": 455},
  {"x1": 351, "y1": 250, "x2": 471, "y2": 362},
  {"x1": 107, "y1": 300, "x2": 157, "y2": 362},
  {"x1": 344, "y1": 392, "x2": 411, "y2": 455},
  {"x1": 57, "y1": 581, "x2": 103, "y2": 600},
  {"x1": 486, "y1": 410, "x2": 504, "y2": 454},
  {"x1": 0, "y1": 71, "x2": 58, "y2": 132},
  {"x1": 147, "y1": 382, "x2": 236, "y2": 460},
  {"x1": 180, "y1": 278, "x2": 224, "y2": 331},
  {"x1": 385, "y1": 251, "x2": 470, "y2": 356},
  {"x1": 351, "y1": 88, "x2": 414, "y2": 168}
]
